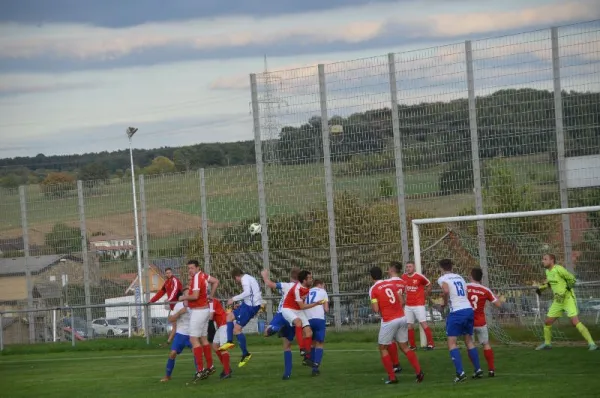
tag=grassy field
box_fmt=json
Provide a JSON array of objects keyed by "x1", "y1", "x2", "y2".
[
  {"x1": 1, "y1": 332, "x2": 598, "y2": 398},
  {"x1": 0, "y1": 155, "x2": 557, "y2": 243}
]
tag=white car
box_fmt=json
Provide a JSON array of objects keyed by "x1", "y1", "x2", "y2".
[
  {"x1": 92, "y1": 318, "x2": 128, "y2": 337},
  {"x1": 426, "y1": 307, "x2": 443, "y2": 322}
]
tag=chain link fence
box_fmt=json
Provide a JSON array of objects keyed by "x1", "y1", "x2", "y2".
[{"x1": 1, "y1": 21, "x2": 599, "y2": 347}]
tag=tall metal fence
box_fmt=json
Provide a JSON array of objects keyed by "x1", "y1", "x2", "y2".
[{"x1": 1, "y1": 21, "x2": 599, "y2": 345}]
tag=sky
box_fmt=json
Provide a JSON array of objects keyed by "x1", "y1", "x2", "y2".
[{"x1": 0, "y1": 0, "x2": 599, "y2": 159}]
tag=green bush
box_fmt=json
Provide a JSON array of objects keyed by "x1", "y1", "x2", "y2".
[{"x1": 439, "y1": 160, "x2": 474, "y2": 195}]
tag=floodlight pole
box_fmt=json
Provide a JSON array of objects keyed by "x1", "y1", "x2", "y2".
[{"x1": 127, "y1": 127, "x2": 146, "y2": 335}]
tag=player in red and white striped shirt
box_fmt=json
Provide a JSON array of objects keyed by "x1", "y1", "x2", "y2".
[
  {"x1": 399, "y1": 262, "x2": 434, "y2": 350},
  {"x1": 467, "y1": 268, "x2": 502, "y2": 377},
  {"x1": 178, "y1": 259, "x2": 219, "y2": 383},
  {"x1": 149, "y1": 267, "x2": 182, "y2": 344}
]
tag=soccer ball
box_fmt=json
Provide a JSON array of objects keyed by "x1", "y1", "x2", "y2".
[
  {"x1": 249, "y1": 223, "x2": 262, "y2": 236},
  {"x1": 541, "y1": 244, "x2": 550, "y2": 252}
]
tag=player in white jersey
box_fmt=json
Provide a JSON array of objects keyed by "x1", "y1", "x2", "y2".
[
  {"x1": 437, "y1": 259, "x2": 482, "y2": 383},
  {"x1": 161, "y1": 288, "x2": 194, "y2": 382},
  {"x1": 263, "y1": 267, "x2": 300, "y2": 338},
  {"x1": 220, "y1": 268, "x2": 263, "y2": 368},
  {"x1": 304, "y1": 280, "x2": 329, "y2": 376}
]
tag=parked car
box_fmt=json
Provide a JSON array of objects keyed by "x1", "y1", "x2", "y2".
[
  {"x1": 91, "y1": 318, "x2": 128, "y2": 337},
  {"x1": 151, "y1": 317, "x2": 173, "y2": 335},
  {"x1": 62, "y1": 317, "x2": 95, "y2": 340}
]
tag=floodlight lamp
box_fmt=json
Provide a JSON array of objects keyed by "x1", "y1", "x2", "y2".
[{"x1": 126, "y1": 127, "x2": 138, "y2": 139}]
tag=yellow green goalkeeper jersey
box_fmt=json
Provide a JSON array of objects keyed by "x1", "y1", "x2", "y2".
[{"x1": 540, "y1": 264, "x2": 576, "y2": 298}]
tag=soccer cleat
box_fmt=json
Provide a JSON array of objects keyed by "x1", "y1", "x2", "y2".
[
  {"x1": 393, "y1": 364, "x2": 402, "y2": 374},
  {"x1": 206, "y1": 366, "x2": 216, "y2": 376},
  {"x1": 489, "y1": 370, "x2": 495, "y2": 377},
  {"x1": 312, "y1": 368, "x2": 321, "y2": 377},
  {"x1": 302, "y1": 357, "x2": 315, "y2": 367},
  {"x1": 589, "y1": 344, "x2": 598, "y2": 351},
  {"x1": 238, "y1": 353, "x2": 252, "y2": 367},
  {"x1": 535, "y1": 343, "x2": 552, "y2": 350},
  {"x1": 282, "y1": 374, "x2": 291, "y2": 381},
  {"x1": 454, "y1": 372, "x2": 467, "y2": 383},
  {"x1": 189, "y1": 371, "x2": 204, "y2": 384},
  {"x1": 472, "y1": 369, "x2": 484, "y2": 379},
  {"x1": 219, "y1": 342, "x2": 235, "y2": 351},
  {"x1": 300, "y1": 349, "x2": 306, "y2": 357},
  {"x1": 219, "y1": 371, "x2": 232, "y2": 380},
  {"x1": 160, "y1": 376, "x2": 171, "y2": 382},
  {"x1": 416, "y1": 371, "x2": 425, "y2": 383},
  {"x1": 384, "y1": 378, "x2": 398, "y2": 385},
  {"x1": 409, "y1": 346, "x2": 417, "y2": 351},
  {"x1": 426, "y1": 345, "x2": 434, "y2": 351}
]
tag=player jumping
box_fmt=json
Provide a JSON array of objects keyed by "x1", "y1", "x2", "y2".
[
  {"x1": 466, "y1": 268, "x2": 502, "y2": 377},
  {"x1": 262, "y1": 267, "x2": 300, "y2": 338},
  {"x1": 178, "y1": 259, "x2": 219, "y2": 383},
  {"x1": 398, "y1": 261, "x2": 435, "y2": 350},
  {"x1": 438, "y1": 258, "x2": 482, "y2": 383},
  {"x1": 149, "y1": 267, "x2": 182, "y2": 345},
  {"x1": 210, "y1": 298, "x2": 233, "y2": 379},
  {"x1": 304, "y1": 279, "x2": 329, "y2": 376},
  {"x1": 370, "y1": 266, "x2": 424, "y2": 385},
  {"x1": 535, "y1": 254, "x2": 597, "y2": 351},
  {"x1": 160, "y1": 287, "x2": 194, "y2": 382},
  {"x1": 219, "y1": 268, "x2": 263, "y2": 368}
]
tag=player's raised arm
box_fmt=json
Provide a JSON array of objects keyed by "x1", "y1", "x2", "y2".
[
  {"x1": 261, "y1": 269, "x2": 278, "y2": 290},
  {"x1": 150, "y1": 284, "x2": 167, "y2": 303}
]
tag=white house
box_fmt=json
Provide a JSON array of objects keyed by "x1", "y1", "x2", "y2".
[{"x1": 89, "y1": 235, "x2": 135, "y2": 260}]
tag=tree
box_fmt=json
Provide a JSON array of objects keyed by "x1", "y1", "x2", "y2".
[
  {"x1": 173, "y1": 149, "x2": 191, "y2": 172},
  {"x1": 142, "y1": 156, "x2": 177, "y2": 175},
  {"x1": 78, "y1": 162, "x2": 110, "y2": 182},
  {"x1": 45, "y1": 223, "x2": 84, "y2": 254},
  {"x1": 41, "y1": 172, "x2": 76, "y2": 197}
]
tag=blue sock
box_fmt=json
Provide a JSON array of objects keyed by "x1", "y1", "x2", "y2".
[
  {"x1": 284, "y1": 350, "x2": 292, "y2": 377},
  {"x1": 468, "y1": 348, "x2": 481, "y2": 371},
  {"x1": 311, "y1": 347, "x2": 316, "y2": 361},
  {"x1": 227, "y1": 321, "x2": 234, "y2": 343},
  {"x1": 450, "y1": 348, "x2": 464, "y2": 374},
  {"x1": 237, "y1": 333, "x2": 248, "y2": 356},
  {"x1": 314, "y1": 348, "x2": 323, "y2": 368},
  {"x1": 166, "y1": 358, "x2": 175, "y2": 377}
]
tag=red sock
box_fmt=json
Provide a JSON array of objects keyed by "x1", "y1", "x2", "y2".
[
  {"x1": 215, "y1": 350, "x2": 223, "y2": 363},
  {"x1": 381, "y1": 354, "x2": 396, "y2": 381},
  {"x1": 203, "y1": 344, "x2": 213, "y2": 369},
  {"x1": 408, "y1": 328, "x2": 416, "y2": 347},
  {"x1": 193, "y1": 346, "x2": 204, "y2": 371},
  {"x1": 388, "y1": 341, "x2": 399, "y2": 366},
  {"x1": 304, "y1": 337, "x2": 313, "y2": 358},
  {"x1": 295, "y1": 327, "x2": 304, "y2": 349},
  {"x1": 404, "y1": 350, "x2": 421, "y2": 374},
  {"x1": 221, "y1": 351, "x2": 231, "y2": 374},
  {"x1": 424, "y1": 327, "x2": 434, "y2": 347},
  {"x1": 484, "y1": 348, "x2": 495, "y2": 371}
]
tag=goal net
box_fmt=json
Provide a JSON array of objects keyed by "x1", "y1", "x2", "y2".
[{"x1": 411, "y1": 205, "x2": 600, "y2": 346}]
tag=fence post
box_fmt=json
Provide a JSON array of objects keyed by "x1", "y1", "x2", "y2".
[
  {"x1": 551, "y1": 26, "x2": 573, "y2": 271},
  {"x1": 318, "y1": 64, "x2": 342, "y2": 331},
  {"x1": 387, "y1": 53, "x2": 410, "y2": 264},
  {"x1": 18, "y1": 185, "x2": 35, "y2": 344},
  {"x1": 76, "y1": 181, "x2": 93, "y2": 337},
  {"x1": 199, "y1": 169, "x2": 211, "y2": 275},
  {"x1": 70, "y1": 309, "x2": 75, "y2": 347},
  {"x1": 465, "y1": 40, "x2": 490, "y2": 285},
  {"x1": 250, "y1": 73, "x2": 273, "y2": 321},
  {"x1": 0, "y1": 312, "x2": 4, "y2": 351},
  {"x1": 138, "y1": 174, "x2": 151, "y2": 344}
]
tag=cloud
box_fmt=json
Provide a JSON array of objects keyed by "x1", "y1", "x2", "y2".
[{"x1": 0, "y1": 81, "x2": 96, "y2": 96}]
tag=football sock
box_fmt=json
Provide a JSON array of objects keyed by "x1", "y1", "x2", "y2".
[
  {"x1": 311, "y1": 347, "x2": 316, "y2": 361},
  {"x1": 166, "y1": 358, "x2": 175, "y2": 377},
  {"x1": 424, "y1": 327, "x2": 434, "y2": 346},
  {"x1": 304, "y1": 337, "x2": 313, "y2": 357},
  {"x1": 388, "y1": 342, "x2": 399, "y2": 366},
  {"x1": 314, "y1": 348, "x2": 324, "y2": 368},
  {"x1": 449, "y1": 348, "x2": 464, "y2": 374},
  {"x1": 193, "y1": 346, "x2": 204, "y2": 371},
  {"x1": 483, "y1": 348, "x2": 495, "y2": 371},
  {"x1": 222, "y1": 351, "x2": 231, "y2": 374},
  {"x1": 404, "y1": 350, "x2": 421, "y2": 374},
  {"x1": 284, "y1": 350, "x2": 293, "y2": 377},
  {"x1": 408, "y1": 328, "x2": 416, "y2": 347},
  {"x1": 215, "y1": 350, "x2": 223, "y2": 363},
  {"x1": 203, "y1": 344, "x2": 213, "y2": 368},
  {"x1": 237, "y1": 333, "x2": 248, "y2": 356},
  {"x1": 467, "y1": 348, "x2": 481, "y2": 371},
  {"x1": 543, "y1": 325, "x2": 553, "y2": 345},
  {"x1": 576, "y1": 322, "x2": 595, "y2": 345},
  {"x1": 381, "y1": 353, "x2": 395, "y2": 381},
  {"x1": 227, "y1": 321, "x2": 234, "y2": 343},
  {"x1": 295, "y1": 327, "x2": 304, "y2": 348}
]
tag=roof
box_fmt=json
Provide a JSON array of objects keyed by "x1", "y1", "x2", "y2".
[
  {"x1": 0, "y1": 255, "x2": 83, "y2": 277},
  {"x1": 89, "y1": 235, "x2": 134, "y2": 243},
  {"x1": 151, "y1": 257, "x2": 186, "y2": 277},
  {"x1": 0, "y1": 237, "x2": 24, "y2": 251},
  {"x1": 2, "y1": 317, "x2": 27, "y2": 330}
]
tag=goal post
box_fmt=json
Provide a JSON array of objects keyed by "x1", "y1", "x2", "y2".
[{"x1": 411, "y1": 205, "x2": 600, "y2": 347}]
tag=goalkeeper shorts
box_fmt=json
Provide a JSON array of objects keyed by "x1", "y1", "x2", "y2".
[{"x1": 547, "y1": 294, "x2": 578, "y2": 318}]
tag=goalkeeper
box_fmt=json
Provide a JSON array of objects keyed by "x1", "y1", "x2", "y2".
[{"x1": 535, "y1": 254, "x2": 597, "y2": 351}]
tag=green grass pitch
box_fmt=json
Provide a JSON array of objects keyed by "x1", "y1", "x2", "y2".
[{"x1": 1, "y1": 332, "x2": 599, "y2": 398}]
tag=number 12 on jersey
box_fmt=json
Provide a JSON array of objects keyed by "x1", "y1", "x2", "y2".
[{"x1": 453, "y1": 281, "x2": 465, "y2": 297}]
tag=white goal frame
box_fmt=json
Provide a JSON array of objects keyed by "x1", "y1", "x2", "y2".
[{"x1": 410, "y1": 205, "x2": 600, "y2": 347}]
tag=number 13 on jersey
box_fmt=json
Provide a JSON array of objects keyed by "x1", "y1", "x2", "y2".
[{"x1": 454, "y1": 281, "x2": 465, "y2": 296}]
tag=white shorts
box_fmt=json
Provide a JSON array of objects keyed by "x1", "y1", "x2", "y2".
[
  {"x1": 281, "y1": 308, "x2": 309, "y2": 328},
  {"x1": 378, "y1": 316, "x2": 408, "y2": 345},
  {"x1": 474, "y1": 325, "x2": 489, "y2": 345},
  {"x1": 405, "y1": 306, "x2": 427, "y2": 324},
  {"x1": 189, "y1": 308, "x2": 210, "y2": 337},
  {"x1": 212, "y1": 324, "x2": 228, "y2": 346}
]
